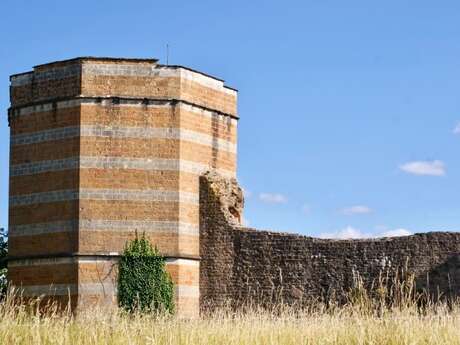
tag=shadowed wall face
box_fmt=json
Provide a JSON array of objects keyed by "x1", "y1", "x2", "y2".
[
  {"x1": 199, "y1": 172, "x2": 460, "y2": 310},
  {"x1": 8, "y1": 57, "x2": 238, "y2": 317}
]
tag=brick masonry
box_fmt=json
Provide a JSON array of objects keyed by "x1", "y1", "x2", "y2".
[{"x1": 9, "y1": 57, "x2": 237, "y2": 317}]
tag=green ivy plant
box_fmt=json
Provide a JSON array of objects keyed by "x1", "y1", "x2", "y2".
[
  {"x1": 118, "y1": 233, "x2": 174, "y2": 314},
  {"x1": 0, "y1": 228, "x2": 7, "y2": 297}
]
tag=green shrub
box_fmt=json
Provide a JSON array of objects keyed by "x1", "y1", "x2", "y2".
[
  {"x1": 0, "y1": 228, "x2": 7, "y2": 296},
  {"x1": 118, "y1": 234, "x2": 174, "y2": 313}
]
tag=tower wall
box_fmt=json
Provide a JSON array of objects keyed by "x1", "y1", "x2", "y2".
[{"x1": 8, "y1": 57, "x2": 238, "y2": 317}]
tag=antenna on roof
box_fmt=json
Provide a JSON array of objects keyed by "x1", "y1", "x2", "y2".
[{"x1": 166, "y1": 43, "x2": 169, "y2": 65}]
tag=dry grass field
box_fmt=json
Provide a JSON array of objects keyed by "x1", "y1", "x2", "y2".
[
  {"x1": 0, "y1": 301, "x2": 459, "y2": 345},
  {"x1": 1, "y1": 277, "x2": 460, "y2": 345}
]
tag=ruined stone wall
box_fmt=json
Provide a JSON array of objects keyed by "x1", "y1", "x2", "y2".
[{"x1": 200, "y1": 172, "x2": 460, "y2": 310}]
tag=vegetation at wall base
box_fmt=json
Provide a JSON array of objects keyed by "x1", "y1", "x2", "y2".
[
  {"x1": 0, "y1": 228, "x2": 7, "y2": 297},
  {"x1": 0, "y1": 274, "x2": 459, "y2": 343},
  {"x1": 0, "y1": 289, "x2": 460, "y2": 344},
  {"x1": 118, "y1": 233, "x2": 174, "y2": 314}
]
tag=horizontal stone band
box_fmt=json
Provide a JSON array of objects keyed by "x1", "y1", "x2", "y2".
[
  {"x1": 12, "y1": 125, "x2": 237, "y2": 153},
  {"x1": 9, "y1": 220, "x2": 77, "y2": 237},
  {"x1": 10, "y1": 190, "x2": 78, "y2": 206},
  {"x1": 10, "y1": 157, "x2": 235, "y2": 177},
  {"x1": 11, "y1": 127, "x2": 79, "y2": 145},
  {"x1": 81, "y1": 125, "x2": 237, "y2": 153},
  {"x1": 9, "y1": 256, "x2": 199, "y2": 267},
  {"x1": 80, "y1": 220, "x2": 198, "y2": 235},
  {"x1": 11, "y1": 158, "x2": 79, "y2": 176},
  {"x1": 16, "y1": 283, "x2": 199, "y2": 297},
  {"x1": 79, "y1": 189, "x2": 198, "y2": 204},
  {"x1": 16, "y1": 284, "x2": 79, "y2": 296},
  {"x1": 10, "y1": 189, "x2": 199, "y2": 207},
  {"x1": 15, "y1": 283, "x2": 115, "y2": 296},
  {"x1": 9, "y1": 220, "x2": 199, "y2": 237},
  {"x1": 10, "y1": 98, "x2": 238, "y2": 124},
  {"x1": 9, "y1": 256, "x2": 80, "y2": 267}
]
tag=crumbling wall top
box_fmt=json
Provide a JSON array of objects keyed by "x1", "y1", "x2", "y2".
[{"x1": 201, "y1": 171, "x2": 244, "y2": 226}]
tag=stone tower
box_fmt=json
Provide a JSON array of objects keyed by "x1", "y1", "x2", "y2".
[{"x1": 8, "y1": 57, "x2": 238, "y2": 317}]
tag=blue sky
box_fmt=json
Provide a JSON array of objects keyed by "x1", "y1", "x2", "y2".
[{"x1": 1, "y1": 0, "x2": 460, "y2": 238}]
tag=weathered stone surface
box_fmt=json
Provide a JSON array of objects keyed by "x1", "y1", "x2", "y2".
[
  {"x1": 199, "y1": 172, "x2": 460, "y2": 311},
  {"x1": 200, "y1": 171, "x2": 243, "y2": 226}
]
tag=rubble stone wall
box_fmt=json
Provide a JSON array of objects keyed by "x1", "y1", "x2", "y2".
[{"x1": 200, "y1": 172, "x2": 460, "y2": 310}]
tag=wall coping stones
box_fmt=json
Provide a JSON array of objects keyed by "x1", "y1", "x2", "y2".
[{"x1": 10, "y1": 57, "x2": 236, "y2": 93}]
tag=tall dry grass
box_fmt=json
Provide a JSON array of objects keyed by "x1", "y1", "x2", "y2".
[{"x1": 1, "y1": 273, "x2": 460, "y2": 345}]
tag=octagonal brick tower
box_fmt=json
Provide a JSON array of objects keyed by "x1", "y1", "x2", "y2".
[{"x1": 8, "y1": 57, "x2": 238, "y2": 317}]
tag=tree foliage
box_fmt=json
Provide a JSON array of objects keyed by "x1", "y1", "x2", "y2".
[
  {"x1": 118, "y1": 234, "x2": 174, "y2": 313},
  {"x1": 0, "y1": 228, "x2": 7, "y2": 295}
]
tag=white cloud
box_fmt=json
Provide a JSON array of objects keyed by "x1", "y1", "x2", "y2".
[
  {"x1": 453, "y1": 123, "x2": 460, "y2": 134},
  {"x1": 380, "y1": 228, "x2": 412, "y2": 237},
  {"x1": 320, "y1": 226, "x2": 412, "y2": 239},
  {"x1": 320, "y1": 226, "x2": 371, "y2": 239},
  {"x1": 259, "y1": 193, "x2": 288, "y2": 204},
  {"x1": 341, "y1": 205, "x2": 372, "y2": 215},
  {"x1": 400, "y1": 160, "x2": 445, "y2": 176}
]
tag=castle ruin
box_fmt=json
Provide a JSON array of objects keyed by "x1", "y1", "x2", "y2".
[{"x1": 8, "y1": 57, "x2": 460, "y2": 317}]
